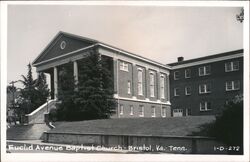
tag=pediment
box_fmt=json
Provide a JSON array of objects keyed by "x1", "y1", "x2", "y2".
[{"x1": 33, "y1": 31, "x2": 98, "y2": 65}]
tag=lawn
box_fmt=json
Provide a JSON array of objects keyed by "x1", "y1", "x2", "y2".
[{"x1": 49, "y1": 116, "x2": 215, "y2": 137}]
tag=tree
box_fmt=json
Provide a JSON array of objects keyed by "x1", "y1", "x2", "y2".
[
  {"x1": 192, "y1": 95, "x2": 243, "y2": 154},
  {"x1": 17, "y1": 63, "x2": 50, "y2": 114},
  {"x1": 56, "y1": 49, "x2": 116, "y2": 121}
]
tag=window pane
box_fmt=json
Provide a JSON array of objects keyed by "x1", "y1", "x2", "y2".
[
  {"x1": 234, "y1": 80, "x2": 240, "y2": 90},
  {"x1": 207, "y1": 84, "x2": 211, "y2": 92},
  {"x1": 139, "y1": 106, "x2": 144, "y2": 117},
  {"x1": 225, "y1": 62, "x2": 231, "y2": 72},
  {"x1": 130, "y1": 106, "x2": 133, "y2": 115},
  {"x1": 207, "y1": 102, "x2": 211, "y2": 110},
  {"x1": 151, "y1": 106, "x2": 155, "y2": 117},
  {"x1": 205, "y1": 66, "x2": 211, "y2": 74},
  {"x1": 185, "y1": 69, "x2": 191, "y2": 78},
  {"x1": 199, "y1": 67, "x2": 204, "y2": 76},
  {"x1": 226, "y1": 81, "x2": 233, "y2": 90},
  {"x1": 174, "y1": 88, "x2": 180, "y2": 96},
  {"x1": 127, "y1": 81, "x2": 131, "y2": 94},
  {"x1": 233, "y1": 61, "x2": 239, "y2": 70},
  {"x1": 174, "y1": 71, "x2": 179, "y2": 80},
  {"x1": 160, "y1": 76, "x2": 165, "y2": 98},
  {"x1": 120, "y1": 105, "x2": 123, "y2": 115},
  {"x1": 138, "y1": 70, "x2": 143, "y2": 95},
  {"x1": 185, "y1": 86, "x2": 191, "y2": 95}
]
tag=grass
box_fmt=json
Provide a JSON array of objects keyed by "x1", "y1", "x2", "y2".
[{"x1": 49, "y1": 116, "x2": 215, "y2": 137}]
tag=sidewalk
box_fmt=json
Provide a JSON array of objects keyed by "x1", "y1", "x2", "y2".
[{"x1": 6, "y1": 140, "x2": 133, "y2": 153}]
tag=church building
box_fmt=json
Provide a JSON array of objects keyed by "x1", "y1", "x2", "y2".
[{"x1": 32, "y1": 31, "x2": 172, "y2": 119}]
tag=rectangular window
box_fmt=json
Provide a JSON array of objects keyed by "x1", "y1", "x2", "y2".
[
  {"x1": 138, "y1": 69, "x2": 143, "y2": 95},
  {"x1": 120, "y1": 105, "x2": 124, "y2": 115},
  {"x1": 149, "y1": 72, "x2": 155, "y2": 97},
  {"x1": 185, "y1": 86, "x2": 191, "y2": 95},
  {"x1": 161, "y1": 107, "x2": 166, "y2": 117},
  {"x1": 185, "y1": 69, "x2": 191, "y2": 78},
  {"x1": 186, "y1": 108, "x2": 191, "y2": 116},
  {"x1": 200, "y1": 102, "x2": 211, "y2": 111},
  {"x1": 174, "y1": 71, "x2": 180, "y2": 80},
  {"x1": 199, "y1": 65, "x2": 211, "y2": 76},
  {"x1": 139, "y1": 105, "x2": 144, "y2": 117},
  {"x1": 199, "y1": 83, "x2": 211, "y2": 94},
  {"x1": 174, "y1": 88, "x2": 180, "y2": 96},
  {"x1": 225, "y1": 61, "x2": 239, "y2": 72},
  {"x1": 151, "y1": 106, "x2": 156, "y2": 117},
  {"x1": 160, "y1": 75, "x2": 165, "y2": 99},
  {"x1": 127, "y1": 81, "x2": 131, "y2": 94},
  {"x1": 130, "y1": 106, "x2": 134, "y2": 115},
  {"x1": 226, "y1": 80, "x2": 240, "y2": 91},
  {"x1": 120, "y1": 61, "x2": 129, "y2": 71}
]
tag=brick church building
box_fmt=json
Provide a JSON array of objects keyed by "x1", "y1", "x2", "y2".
[
  {"x1": 27, "y1": 31, "x2": 243, "y2": 123},
  {"x1": 32, "y1": 31, "x2": 172, "y2": 119}
]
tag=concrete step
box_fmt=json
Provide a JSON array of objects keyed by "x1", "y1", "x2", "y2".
[
  {"x1": 25, "y1": 99, "x2": 57, "y2": 124},
  {"x1": 7, "y1": 123, "x2": 51, "y2": 140}
]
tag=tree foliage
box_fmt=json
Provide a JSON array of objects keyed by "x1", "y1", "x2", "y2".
[
  {"x1": 17, "y1": 63, "x2": 50, "y2": 114},
  {"x1": 56, "y1": 49, "x2": 116, "y2": 121},
  {"x1": 192, "y1": 95, "x2": 243, "y2": 154}
]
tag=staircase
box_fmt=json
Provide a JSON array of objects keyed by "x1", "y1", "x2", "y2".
[
  {"x1": 7, "y1": 123, "x2": 51, "y2": 140},
  {"x1": 24, "y1": 99, "x2": 57, "y2": 124}
]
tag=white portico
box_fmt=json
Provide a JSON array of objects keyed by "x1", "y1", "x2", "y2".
[{"x1": 32, "y1": 31, "x2": 172, "y2": 118}]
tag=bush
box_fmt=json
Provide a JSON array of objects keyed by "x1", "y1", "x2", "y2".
[{"x1": 192, "y1": 95, "x2": 243, "y2": 154}]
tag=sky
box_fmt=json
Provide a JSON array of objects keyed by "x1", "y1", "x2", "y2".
[{"x1": 6, "y1": 4, "x2": 243, "y2": 88}]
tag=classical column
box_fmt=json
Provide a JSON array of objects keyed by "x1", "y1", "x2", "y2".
[
  {"x1": 54, "y1": 67, "x2": 58, "y2": 99},
  {"x1": 73, "y1": 61, "x2": 78, "y2": 85}
]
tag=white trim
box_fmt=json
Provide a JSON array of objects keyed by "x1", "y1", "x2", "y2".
[
  {"x1": 119, "y1": 60, "x2": 129, "y2": 72},
  {"x1": 149, "y1": 72, "x2": 155, "y2": 97},
  {"x1": 139, "y1": 105, "x2": 144, "y2": 117},
  {"x1": 226, "y1": 80, "x2": 240, "y2": 91},
  {"x1": 119, "y1": 104, "x2": 124, "y2": 115},
  {"x1": 151, "y1": 106, "x2": 156, "y2": 117},
  {"x1": 98, "y1": 43, "x2": 172, "y2": 70},
  {"x1": 174, "y1": 71, "x2": 180, "y2": 80},
  {"x1": 198, "y1": 65, "x2": 211, "y2": 76},
  {"x1": 127, "y1": 81, "x2": 131, "y2": 94},
  {"x1": 199, "y1": 83, "x2": 211, "y2": 94},
  {"x1": 185, "y1": 86, "x2": 191, "y2": 95},
  {"x1": 225, "y1": 61, "x2": 240, "y2": 72},
  {"x1": 161, "y1": 107, "x2": 166, "y2": 118},
  {"x1": 98, "y1": 47, "x2": 170, "y2": 75},
  {"x1": 160, "y1": 74, "x2": 165, "y2": 99},
  {"x1": 114, "y1": 96, "x2": 171, "y2": 105},
  {"x1": 60, "y1": 41, "x2": 66, "y2": 49},
  {"x1": 185, "y1": 69, "x2": 191, "y2": 78},
  {"x1": 174, "y1": 88, "x2": 180, "y2": 97},
  {"x1": 33, "y1": 44, "x2": 97, "y2": 66},
  {"x1": 130, "y1": 105, "x2": 134, "y2": 116},
  {"x1": 26, "y1": 99, "x2": 56, "y2": 116},
  {"x1": 200, "y1": 101, "x2": 212, "y2": 111},
  {"x1": 171, "y1": 53, "x2": 243, "y2": 69}
]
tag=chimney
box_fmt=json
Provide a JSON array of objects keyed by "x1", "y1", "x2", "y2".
[{"x1": 178, "y1": 57, "x2": 184, "y2": 62}]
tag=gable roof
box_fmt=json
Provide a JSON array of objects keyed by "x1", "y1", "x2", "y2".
[
  {"x1": 32, "y1": 31, "x2": 172, "y2": 70},
  {"x1": 32, "y1": 31, "x2": 99, "y2": 65}
]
